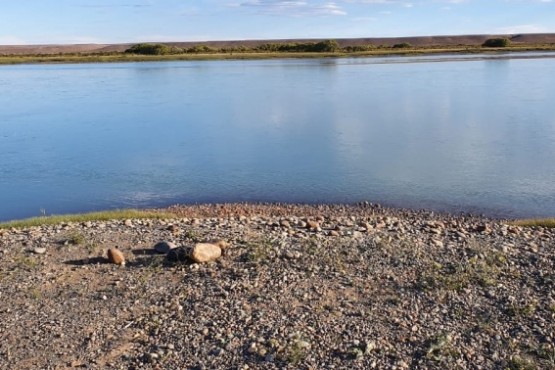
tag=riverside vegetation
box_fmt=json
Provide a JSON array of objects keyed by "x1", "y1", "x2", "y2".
[
  {"x1": 0, "y1": 203, "x2": 554, "y2": 369},
  {"x1": 1, "y1": 37, "x2": 555, "y2": 65}
]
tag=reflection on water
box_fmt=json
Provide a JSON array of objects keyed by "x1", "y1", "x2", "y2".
[{"x1": 1, "y1": 53, "x2": 555, "y2": 221}]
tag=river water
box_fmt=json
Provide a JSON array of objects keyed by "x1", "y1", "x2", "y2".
[{"x1": 1, "y1": 53, "x2": 555, "y2": 221}]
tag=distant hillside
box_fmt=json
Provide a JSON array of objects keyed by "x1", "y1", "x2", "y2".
[{"x1": 1, "y1": 33, "x2": 555, "y2": 55}]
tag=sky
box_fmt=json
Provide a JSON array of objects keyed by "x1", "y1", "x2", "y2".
[{"x1": 0, "y1": 0, "x2": 554, "y2": 45}]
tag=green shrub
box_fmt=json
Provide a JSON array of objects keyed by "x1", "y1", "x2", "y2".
[
  {"x1": 254, "y1": 40, "x2": 339, "y2": 53},
  {"x1": 187, "y1": 45, "x2": 217, "y2": 53},
  {"x1": 482, "y1": 38, "x2": 511, "y2": 47},
  {"x1": 392, "y1": 42, "x2": 412, "y2": 49},
  {"x1": 343, "y1": 44, "x2": 375, "y2": 52},
  {"x1": 125, "y1": 43, "x2": 183, "y2": 55}
]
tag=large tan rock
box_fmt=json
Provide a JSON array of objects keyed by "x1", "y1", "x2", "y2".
[
  {"x1": 107, "y1": 248, "x2": 125, "y2": 265},
  {"x1": 190, "y1": 243, "x2": 222, "y2": 263}
]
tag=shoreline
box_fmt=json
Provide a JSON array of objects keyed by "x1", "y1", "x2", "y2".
[
  {"x1": 0, "y1": 201, "x2": 517, "y2": 229},
  {"x1": 1, "y1": 201, "x2": 552, "y2": 229}
]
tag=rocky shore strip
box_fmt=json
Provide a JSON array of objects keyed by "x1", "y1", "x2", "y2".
[{"x1": 0, "y1": 203, "x2": 554, "y2": 369}]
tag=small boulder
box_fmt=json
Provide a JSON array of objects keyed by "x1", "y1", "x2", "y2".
[
  {"x1": 107, "y1": 248, "x2": 125, "y2": 265},
  {"x1": 191, "y1": 243, "x2": 222, "y2": 263},
  {"x1": 167, "y1": 224, "x2": 180, "y2": 235},
  {"x1": 306, "y1": 220, "x2": 320, "y2": 230},
  {"x1": 280, "y1": 220, "x2": 291, "y2": 228},
  {"x1": 33, "y1": 247, "x2": 47, "y2": 255},
  {"x1": 361, "y1": 222, "x2": 373, "y2": 232},
  {"x1": 154, "y1": 241, "x2": 178, "y2": 254},
  {"x1": 167, "y1": 247, "x2": 189, "y2": 263},
  {"x1": 431, "y1": 239, "x2": 444, "y2": 248},
  {"x1": 475, "y1": 224, "x2": 490, "y2": 233}
]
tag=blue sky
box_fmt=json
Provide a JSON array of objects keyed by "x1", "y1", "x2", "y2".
[{"x1": 1, "y1": 0, "x2": 554, "y2": 45}]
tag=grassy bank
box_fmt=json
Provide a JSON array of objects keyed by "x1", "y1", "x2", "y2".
[
  {"x1": 511, "y1": 218, "x2": 555, "y2": 228},
  {"x1": 0, "y1": 209, "x2": 178, "y2": 229},
  {"x1": 2, "y1": 44, "x2": 555, "y2": 65}
]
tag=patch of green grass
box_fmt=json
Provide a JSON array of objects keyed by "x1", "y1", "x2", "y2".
[
  {"x1": 425, "y1": 333, "x2": 459, "y2": 362},
  {"x1": 0, "y1": 209, "x2": 177, "y2": 229},
  {"x1": 14, "y1": 255, "x2": 39, "y2": 270},
  {"x1": 417, "y1": 253, "x2": 506, "y2": 292},
  {"x1": 183, "y1": 230, "x2": 200, "y2": 242},
  {"x1": 506, "y1": 355, "x2": 538, "y2": 370},
  {"x1": 511, "y1": 218, "x2": 555, "y2": 228},
  {"x1": 283, "y1": 339, "x2": 309, "y2": 365},
  {"x1": 506, "y1": 301, "x2": 538, "y2": 318},
  {"x1": 28, "y1": 287, "x2": 42, "y2": 300},
  {"x1": 242, "y1": 238, "x2": 274, "y2": 263},
  {"x1": 59, "y1": 230, "x2": 86, "y2": 245}
]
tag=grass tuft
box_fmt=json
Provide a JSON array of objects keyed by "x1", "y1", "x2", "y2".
[
  {"x1": 511, "y1": 218, "x2": 555, "y2": 228},
  {"x1": 0, "y1": 209, "x2": 177, "y2": 229}
]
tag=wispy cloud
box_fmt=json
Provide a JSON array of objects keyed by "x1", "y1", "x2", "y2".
[
  {"x1": 0, "y1": 36, "x2": 27, "y2": 45},
  {"x1": 344, "y1": 0, "x2": 410, "y2": 4},
  {"x1": 239, "y1": 0, "x2": 346, "y2": 16},
  {"x1": 76, "y1": 1, "x2": 152, "y2": 9},
  {"x1": 496, "y1": 24, "x2": 550, "y2": 34}
]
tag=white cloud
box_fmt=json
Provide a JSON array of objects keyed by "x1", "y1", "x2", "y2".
[
  {"x1": 0, "y1": 36, "x2": 27, "y2": 45},
  {"x1": 240, "y1": 0, "x2": 346, "y2": 16},
  {"x1": 495, "y1": 24, "x2": 549, "y2": 34}
]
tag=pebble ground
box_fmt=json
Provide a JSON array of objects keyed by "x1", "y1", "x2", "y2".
[{"x1": 0, "y1": 203, "x2": 554, "y2": 369}]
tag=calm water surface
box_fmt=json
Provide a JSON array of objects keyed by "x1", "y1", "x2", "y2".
[{"x1": 1, "y1": 53, "x2": 555, "y2": 221}]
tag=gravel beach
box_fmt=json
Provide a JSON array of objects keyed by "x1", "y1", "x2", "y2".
[{"x1": 0, "y1": 203, "x2": 554, "y2": 369}]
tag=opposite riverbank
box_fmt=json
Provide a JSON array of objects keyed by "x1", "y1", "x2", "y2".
[
  {"x1": 2, "y1": 45, "x2": 555, "y2": 65},
  {"x1": 2, "y1": 33, "x2": 555, "y2": 65},
  {"x1": 1, "y1": 203, "x2": 554, "y2": 369}
]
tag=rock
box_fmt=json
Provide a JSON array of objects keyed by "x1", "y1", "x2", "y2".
[
  {"x1": 33, "y1": 247, "x2": 47, "y2": 255},
  {"x1": 306, "y1": 220, "x2": 320, "y2": 230},
  {"x1": 107, "y1": 248, "x2": 125, "y2": 265},
  {"x1": 431, "y1": 239, "x2": 444, "y2": 248},
  {"x1": 280, "y1": 220, "x2": 291, "y2": 228},
  {"x1": 191, "y1": 243, "x2": 222, "y2": 263},
  {"x1": 475, "y1": 224, "x2": 490, "y2": 233},
  {"x1": 167, "y1": 247, "x2": 189, "y2": 263},
  {"x1": 283, "y1": 251, "x2": 301, "y2": 259},
  {"x1": 352, "y1": 231, "x2": 364, "y2": 239},
  {"x1": 154, "y1": 241, "x2": 178, "y2": 254},
  {"x1": 168, "y1": 224, "x2": 181, "y2": 235},
  {"x1": 329, "y1": 230, "x2": 340, "y2": 237},
  {"x1": 362, "y1": 222, "x2": 373, "y2": 232},
  {"x1": 508, "y1": 227, "x2": 519, "y2": 235},
  {"x1": 124, "y1": 219, "x2": 133, "y2": 227}
]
